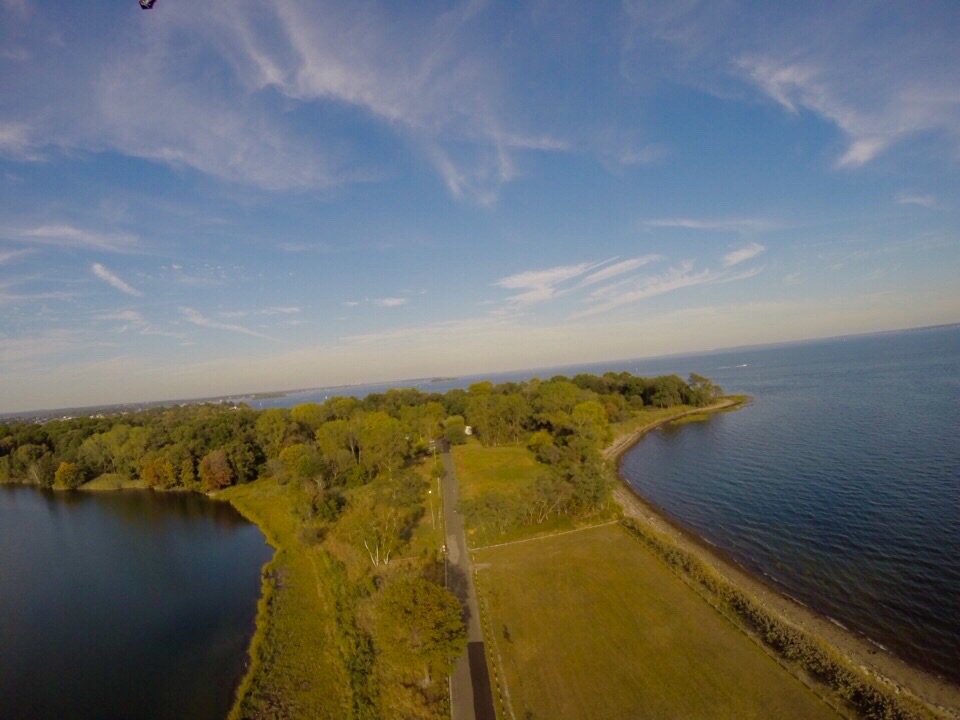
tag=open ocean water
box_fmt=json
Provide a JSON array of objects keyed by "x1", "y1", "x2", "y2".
[{"x1": 621, "y1": 326, "x2": 960, "y2": 683}]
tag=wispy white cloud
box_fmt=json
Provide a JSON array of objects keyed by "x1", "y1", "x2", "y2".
[
  {"x1": 578, "y1": 255, "x2": 662, "y2": 287},
  {"x1": 0, "y1": 122, "x2": 41, "y2": 161},
  {"x1": 0, "y1": 2, "x2": 564, "y2": 202},
  {"x1": 574, "y1": 261, "x2": 711, "y2": 318},
  {"x1": 625, "y1": 3, "x2": 960, "y2": 168},
  {"x1": 372, "y1": 297, "x2": 408, "y2": 308},
  {"x1": 0, "y1": 330, "x2": 80, "y2": 366},
  {"x1": 97, "y1": 309, "x2": 145, "y2": 324},
  {"x1": 495, "y1": 261, "x2": 607, "y2": 305},
  {"x1": 895, "y1": 193, "x2": 937, "y2": 209},
  {"x1": 261, "y1": 306, "x2": 301, "y2": 315},
  {"x1": 574, "y1": 259, "x2": 763, "y2": 319},
  {"x1": 0, "y1": 289, "x2": 73, "y2": 306},
  {"x1": 0, "y1": 248, "x2": 33, "y2": 265},
  {"x1": 94, "y1": 309, "x2": 182, "y2": 337},
  {"x1": 7, "y1": 225, "x2": 139, "y2": 253},
  {"x1": 180, "y1": 307, "x2": 275, "y2": 341},
  {"x1": 722, "y1": 242, "x2": 766, "y2": 267},
  {"x1": 91, "y1": 263, "x2": 142, "y2": 297},
  {"x1": 644, "y1": 217, "x2": 775, "y2": 232}
]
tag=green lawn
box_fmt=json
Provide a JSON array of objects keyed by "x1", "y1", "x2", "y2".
[
  {"x1": 609, "y1": 405, "x2": 699, "y2": 437},
  {"x1": 218, "y1": 479, "x2": 353, "y2": 720},
  {"x1": 474, "y1": 524, "x2": 839, "y2": 720},
  {"x1": 452, "y1": 438, "x2": 541, "y2": 502}
]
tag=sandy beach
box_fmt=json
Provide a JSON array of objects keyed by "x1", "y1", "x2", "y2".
[{"x1": 606, "y1": 400, "x2": 960, "y2": 718}]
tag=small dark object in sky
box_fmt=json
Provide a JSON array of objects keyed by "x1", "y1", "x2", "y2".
[{"x1": 139, "y1": 0, "x2": 156, "y2": 9}]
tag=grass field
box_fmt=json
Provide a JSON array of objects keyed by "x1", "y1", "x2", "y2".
[
  {"x1": 452, "y1": 438, "x2": 541, "y2": 501},
  {"x1": 474, "y1": 523, "x2": 839, "y2": 720},
  {"x1": 218, "y1": 479, "x2": 353, "y2": 720},
  {"x1": 452, "y1": 438, "x2": 614, "y2": 546}
]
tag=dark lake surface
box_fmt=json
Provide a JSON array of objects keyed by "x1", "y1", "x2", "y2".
[
  {"x1": 0, "y1": 488, "x2": 272, "y2": 720},
  {"x1": 620, "y1": 326, "x2": 960, "y2": 683}
]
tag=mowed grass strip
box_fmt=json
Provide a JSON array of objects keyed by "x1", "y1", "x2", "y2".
[
  {"x1": 474, "y1": 523, "x2": 839, "y2": 720},
  {"x1": 219, "y1": 479, "x2": 353, "y2": 719}
]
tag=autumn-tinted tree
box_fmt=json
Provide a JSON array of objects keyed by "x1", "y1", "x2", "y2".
[
  {"x1": 141, "y1": 455, "x2": 176, "y2": 488},
  {"x1": 199, "y1": 449, "x2": 233, "y2": 491},
  {"x1": 54, "y1": 461, "x2": 87, "y2": 489}
]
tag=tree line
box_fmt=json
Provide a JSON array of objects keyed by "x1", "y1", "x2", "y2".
[
  {"x1": 0, "y1": 371, "x2": 721, "y2": 719},
  {"x1": 0, "y1": 372, "x2": 720, "y2": 495}
]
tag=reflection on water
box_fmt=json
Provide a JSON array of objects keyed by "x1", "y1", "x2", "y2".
[{"x1": 0, "y1": 486, "x2": 272, "y2": 720}]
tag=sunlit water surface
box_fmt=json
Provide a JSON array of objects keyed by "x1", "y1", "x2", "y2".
[{"x1": 620, "y1": 327, "x2": 960, "y2": 683}]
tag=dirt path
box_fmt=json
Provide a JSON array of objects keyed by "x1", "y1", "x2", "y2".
[{"x1": 608, "y1": 403, "x2": 960, "y2": 718}]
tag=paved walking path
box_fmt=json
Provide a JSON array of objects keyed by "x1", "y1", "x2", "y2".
[{"x1": 441, "y1": 445, "x2": 496, "y2": 720}]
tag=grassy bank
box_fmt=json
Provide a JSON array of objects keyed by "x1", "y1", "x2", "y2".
[
  {"x1": 217, "y1": 479, "x2": 354, "y2": 720},
  {"x1": 473, "y1": 523, "x2": 840, "y2": 720}
]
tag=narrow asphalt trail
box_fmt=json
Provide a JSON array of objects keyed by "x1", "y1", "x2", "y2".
[{"x1": 441, "y1": 443, "x2": 496, "y2": 720}]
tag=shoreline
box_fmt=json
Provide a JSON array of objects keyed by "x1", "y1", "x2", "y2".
[
  {"x1": 606, "y1": 400, "x2": 960, "y2": 717},
  {"x1": 213, "y1": 490, "x2": 281, "y2": 720}
]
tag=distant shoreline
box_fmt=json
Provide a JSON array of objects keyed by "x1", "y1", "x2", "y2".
[{"x1": 606, "y1": 401, "x2": 960, "y2": 717}]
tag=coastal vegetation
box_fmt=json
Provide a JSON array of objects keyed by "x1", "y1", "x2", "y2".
[
  {"x1": 619, "y1": 518, "x2": 936, "y2": 720},
  {"x1": 0, "y1": 371, "x2": 722, "y2": 719}
]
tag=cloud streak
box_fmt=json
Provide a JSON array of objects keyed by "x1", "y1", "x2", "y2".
[
  {"x1": 180, "y1": 307, "x2": 275, "y2": 341},
  {"x1": 722, "y1": 242, "x2": 766, "y2": 267},
  {"x1": 8, "y1": 225, "x2": 139, "y2": 253},
  {"x1": 372, "y1": 298, "x2": 408, "y2": 308},
  {"x1": 578, "y1": 255, "x2": 662, "y2": 287},
  {"x1": 625, "y1": 2, "x2": 960, "y2": 168},
  {"x1": 573, "y1": 258, "x2": 764, "y2": 319},
  {"x1": 495, "y1": 261, "x2": 607, "y2": 305},
  {"x1": 644, "y1": 218, "x2": 774, "y2": 232},
  {"x1": 896, "y1": 193, "x2": 937, "y2": 209},
  {"x1": 91, "y1": 263, "x2": 142, "y2": 297}
]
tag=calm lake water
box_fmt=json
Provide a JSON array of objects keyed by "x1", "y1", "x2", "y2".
[
  {"x1": 621, "y1": 326, "x2": 960, "y2": 683},
  {"x1": 0, "y1": 488, "x2": 272, "y2": 720}
]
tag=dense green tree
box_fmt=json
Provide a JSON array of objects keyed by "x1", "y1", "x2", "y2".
[
  {"x1": 687, "y1": 373, "x2": 723, "y2": 407},
  {"x1": 255, "y1": 409, "x2": 291, "y2": 458},
  {"x1": 291, "y1": 402, "x2": 327, "y2": 431},
  {"x1": 375, "y1": 577, "x2": 466, "y2": 687},
  {"x1": 179, "y1": 457, "x2": 196, "y2": 486},
  {"x1": 442, "y1": 416, "x2": 467, "y2": 445},
  {"x1": 360, "y1": 412, "x2": 407, "y2": 478}
]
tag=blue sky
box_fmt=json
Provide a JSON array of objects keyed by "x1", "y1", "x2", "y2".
[{"x1": 1, "y1": 0, "x2": 958, "y2": 412}]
